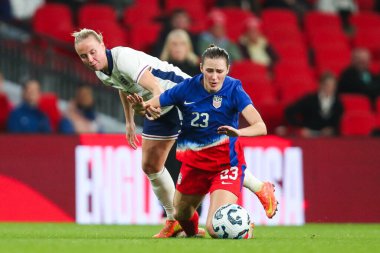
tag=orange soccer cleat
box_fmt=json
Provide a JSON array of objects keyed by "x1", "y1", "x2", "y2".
[
  {"x1": 255, "y1": 182, "x2": 278, "y2": 219},
  {"x1": 175, "y1": 227, "x2": 206, "y2": 238},
  {"x1": 153, "y1": 220, "x2": 183, "y2": 238}
]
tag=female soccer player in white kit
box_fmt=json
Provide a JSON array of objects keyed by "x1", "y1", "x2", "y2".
[{"x1": 72, "y1": 28, "x2": 277, "y2": 238}]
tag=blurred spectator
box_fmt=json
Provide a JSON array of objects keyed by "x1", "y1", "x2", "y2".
[
  {"x1": 65, "y1": 85, "x2": 102, "y2": 133},
  {"x1": 238, "y1": 17, "x2": 278, "y2": 71},
  {"x1": 0, "y1": 72, "x2": 12, "y2": 132},
  {"x1": 284, "y1": 72, "x2": 343, "y2": 137},
  {"x1": 316, "y1": 0, "x2": 357, "y2": 33},
  {"x1": 338, "y1": 48, "x2": 380, "y2": 102},
  {"x1": 160, "y1": 29, "x2": 200, "y2": 76},
  {"x1": 198, "y1": 9, "x2": 242, "y2": 62},
  {"x1": 153, "y1": 8, "x2": 199, "y2": 57},
  {"x1": 7, "y1": 79, "x2": 51, "y2": 133}
]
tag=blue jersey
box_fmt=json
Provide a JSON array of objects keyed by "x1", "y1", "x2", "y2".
[{"x1": 159, "y1": 74, "x2": 252, "y2": 171}]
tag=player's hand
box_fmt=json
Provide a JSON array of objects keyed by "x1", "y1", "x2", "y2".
[
  {"x1": 126, "y1": 123, "x2": 139, "y2": 149},
  {"x1": 127, "y1": 93, "x2": 146, "y2": 116},
  {"x1": 145, "y1": 104, "x2": 161, "y2": 120},
  {"x1": 217, "y1": 126, "x2": 241, "y2": 137}
]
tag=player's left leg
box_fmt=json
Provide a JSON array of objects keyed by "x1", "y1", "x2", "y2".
[
  {"x1": 206, "y1": 189, "x2": 238, "y2": 238},
  {"x1": 243, "y1": 170, "x2": 278, "y2": 219}
]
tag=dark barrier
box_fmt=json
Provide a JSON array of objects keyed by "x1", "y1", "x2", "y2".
[
  {"x1": 293, "y1": 138, "x2": 380, "y2": 223},
  {"x1": 0, "y1": 135, "x2": 78, "y2": 221},
  {"x1": 0, "y1": 135, "x2": 379, "y2": 223}
]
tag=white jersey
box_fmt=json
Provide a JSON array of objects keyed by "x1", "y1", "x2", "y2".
[{"x1": 95, "y1": 47, "x2": 191, "y2": 115}]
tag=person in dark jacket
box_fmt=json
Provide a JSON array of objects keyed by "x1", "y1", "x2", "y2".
[
  {"x1": 338, "y1": 48, "x2": 380, "y2": 102},
  {"x1": 7, "y1": 79, "x2": 51, "y2": 133},
  {"x1": 285, "y1": 72, "x2": 343, "y2": 137}
]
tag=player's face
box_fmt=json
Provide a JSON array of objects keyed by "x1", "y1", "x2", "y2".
[
  {"x1": 75, "y1": 36, "x2": 107, "y2": 72},
  {"x1": 200, "y1": 57, "x2": 229, "y2": 93}
]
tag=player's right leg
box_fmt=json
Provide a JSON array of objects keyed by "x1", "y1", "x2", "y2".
[
  {"x1": 142, "y1": 138, "x2": 181, "y2": 238},
  {"x1": 173, "y1": 190, "x2": 204, "y2": 237},
  {"x1": 141, "y1": 108, "x2": 182, "y2": 238}
]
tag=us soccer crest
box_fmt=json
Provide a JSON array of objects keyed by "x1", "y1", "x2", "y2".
[{"x1": 213, "y1": 95, "x2": 222, "y2": 109}]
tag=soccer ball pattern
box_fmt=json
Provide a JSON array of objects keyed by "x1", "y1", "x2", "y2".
[{"x1": 212, "y1": 203, "x2": 251, "y2": 239}]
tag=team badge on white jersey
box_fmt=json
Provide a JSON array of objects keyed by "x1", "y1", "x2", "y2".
[{"x1": 213, "y1": 95, "x2": 223, "y2": 109}]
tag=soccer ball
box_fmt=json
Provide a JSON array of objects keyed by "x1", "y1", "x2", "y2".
[{"x1": 212, "y1": 203, "x2": 251, "y2": 239}]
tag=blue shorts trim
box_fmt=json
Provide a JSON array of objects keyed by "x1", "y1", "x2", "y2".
[{"x1": 142, "y1": 107, "x2": 181, "y2": 140}]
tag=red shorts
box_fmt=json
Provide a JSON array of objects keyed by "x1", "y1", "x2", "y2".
[{"x1": 176, "y1": 163, "x2": 245, "y2": 197}]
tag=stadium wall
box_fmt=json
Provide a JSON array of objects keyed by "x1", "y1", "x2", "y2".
[{"x1": 0, "y1": 135, "x2": 379, "y2": 224}]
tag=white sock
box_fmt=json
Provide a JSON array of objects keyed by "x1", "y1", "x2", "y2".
[
  {"x1": 243, "y1": 169, "x2": 264, "y2": 193},
  {"x1": 147, "y1": 167, "x2": 175, "y2": 220}
]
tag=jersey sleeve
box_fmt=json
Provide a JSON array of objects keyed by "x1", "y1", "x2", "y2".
[
  {"x1": 233, "y1": 81, "x2": 253, "y2": 112},
  {"x1": 116, "y1": 48, "x2": 150, "y2": 83},
  {"x1": 159, "y1": 79, "x2": 188, "y2": 107}
]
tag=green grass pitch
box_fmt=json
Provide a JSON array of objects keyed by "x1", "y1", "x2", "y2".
[{"x1": 0, "y1": 223, "x2": 379, "y2": 253}]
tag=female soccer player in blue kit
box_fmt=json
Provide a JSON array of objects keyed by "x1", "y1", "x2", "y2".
[{"x1": 140, "y1": 45, "x2": 270, "y2": 238}]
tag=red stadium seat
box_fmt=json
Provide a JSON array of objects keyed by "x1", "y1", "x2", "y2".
[
  {"x1": 340, "y1": 111, "x2": 377, "y2": 136},
  {"x1": 123, "y1": 4, "x2": 160, "y2": 27},
  {"x1": 307, "y1": 27, "x2": 349, "y2": 50},
  {"x1": 274, "y1": 63, "x2": 316, "y2": 85},
  {"x1": 356, "y1": 0, "x2": 376, "y2": 12},
  {"x1": 273, "y1": 42, "x2": 309, "y2": 66},
  {"x1": 314, "y1": 46, "x2": 351, "y2": 77},
  {"x1": 238, "y1": 74, "x2": 272, "y2": 88},
  {"x1": 129, "y1": 22, "x2": 162, "y2": 53},
  {"x1": 230, "y1": 60, "x2": 270, "y2": 84},
  {"x1": 243, "y1": 82, "x2": 277, "y2": 105},
  {"x1": 340, "y1": 94, "x2": 372, "y2": 113},
  {"x1": 239, "y1": 83, "x2": 284, "y2": 132},
  {"x1": 0, "y1": 93, "x2": 12, "y2": 132},
  {"x1": 304, "y1": 11, "x2": 342, "y2": 33},
  {"x1": 79, "y1": 20, "x2": 128, "y2": 48},
  {"x1": 263, "y1": 25, "x2": 305, "y2": 48},
  {"x1": 352, "y1": 31, "x2": 380, "y2": 60},
  {"x1": 376, "y1": 96, "x2": 380, "y2": 113},
  {"x1": 33, "y1": 3, "x2": 74, "y2": 44},
  {"x1": 278, "y1": 81, "x2": 317, "y2": 106},
  {"x1": 217, "y1": 7, "x2": 254, "y2": 42},
  {"x1": 78, "y1": 4, "x2": 117, "y2": 27},
  {"x1": 350, "y1": 11, "x2": 380, "y2": 29},
  {"x1": 261, "y1": 8, "x2": 298, "y2": 27},
  {"x1": 273, "y1": 62, "x2": 317, "y2": 106},
  {"x1": 38, "y1": 92, "x2": 62, "y2": 132}
]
